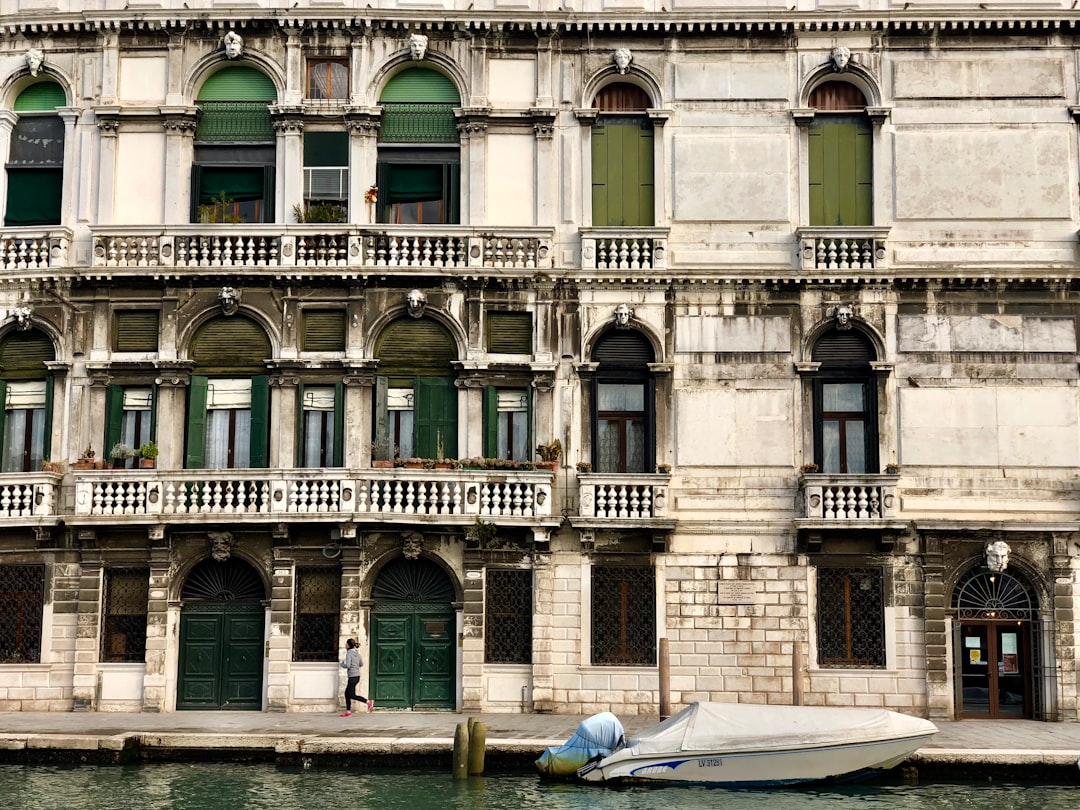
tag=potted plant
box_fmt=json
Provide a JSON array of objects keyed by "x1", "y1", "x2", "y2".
[
  {"x1": 656, "y1": 463, "x2": 672, "y2": 474},
  {"x1": 576, "y1": 461, "x2": 593, "y2": 473},
  {"x1": 535, "y1": 439, "x2": 562, "y2": 470},
  {"x1": 73, "y1": 446, "x2": 96, "y2": 470},
  {"x1": 405, "y1": 457, "x2": 424, "y2": 469},
  {"x1": 109, "y1": 442, "x2": 135, "y2": 469},
  {"x1": 800, "y1": 463, "x2": 820, "y2": 474},
  {"x1": 371, "y1": 436, "x2": 397, "y2": 469},
  {"x1": 138, "y1": 441, "x2": 159, "y2": 469}
]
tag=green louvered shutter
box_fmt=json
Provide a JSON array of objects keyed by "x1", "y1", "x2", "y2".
[
  {"x1": 483, "y1": 386, "x2": 498, "y2": 459},
  {"x1": 185, "y1": 376, "x2": 209, "y2": 469},
  {"x1": 809, "y1": 119, "x2": 872, "y2": 227},
  {"x1": 379, "y1": 68, "x2": 460, "y2": 144},
  {"x1": 196, "y1": 67, "x2": 275, "y2": 142},
  {"x1": 415, "y1": 378, "x2": 456, "y2": 459},
  {"x1": 105, "y1": 385, "x2": 125, "y2": 456},
  {"x1": 14, "y1": 82, "x2": 66, "y2": 111},
  {"x1": 191, "y1": 317, "x2": 271, "y2": 374},
  {"x1": 197, "y1": 67, "x2": 276, "y2": 101},
  {"x1": 486, "y1": 312, "x2": 532, "y2": 354},
  {"x1": 249, "y1": 375, "x2": 270, "y2": 468},
  {"x1": 0, "y1": 330, "x2": 54, "y2": 379},
  {"x1": 333, "y1": 381, "x2": 345, "y2": 467},
  {"x1": 302, "y1": 310, "x2": 346, "y2": 352},
  {"x1": 114, "y1": 311, "x2": 160, "y2": 352},
  {"x1": 592, "y1": 119, "x2": 653, "y2": 227},
  {"x1": 374, "y1": 318, "x2": 456, "y2": 376}
]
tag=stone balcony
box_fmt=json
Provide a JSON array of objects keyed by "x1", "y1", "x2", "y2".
[
  {"x1": 799, "y1": 473, "x2": 901, "y2": 522},
  {"x1": 795, "y1": 227, "x2": 890, "y2": 274},
  {"x1": 575, "y1": 472, "x2": 672, "y2": 528},
  {"x1": 0, "y1": 227, "x2": 71, "y2": 278},
  {"x1": 0, "y1": 473, "x2": 63, "y2": 522},
  {"x1": 87, "y1": 225, "x2": 553, "y2": 279},
  {"x1": 71, "y1": 468, "x2": 556, "y2": 527},
  {"x1": 580, "y1": 227, "x2": 668, "y2": 273}
]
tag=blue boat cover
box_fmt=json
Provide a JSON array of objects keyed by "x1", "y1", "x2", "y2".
[{"x1": 535, "y1": 712, "x2": 626, "y2": 778}]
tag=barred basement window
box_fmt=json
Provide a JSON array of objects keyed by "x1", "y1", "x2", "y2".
[
  {"x1": 101, "y1": 568, "x2": 149, "y2": 663},
  {"x1": 293, "y1": 567, "x2": 341, "y2": 662},
  {"x1": 484, "y1": 569, "x2": 532, "y2": 664},
  {"x1": 592, "y1": 566, "x2": 655, "y2": 666},
  {"x1": 817, "y1": 567, "x2": 885, "y2": 668},
  {"x1": 0, "y1": 565, "x2": 44, "y2": 663}
]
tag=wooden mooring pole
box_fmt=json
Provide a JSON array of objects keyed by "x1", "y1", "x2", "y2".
[
  {"x1": 659, "y1": 637, "x2": 671, "y2": 720},
  {"x1": 793, "y1": 642, "x2": 804, "y2": 706},
  {"x1": 452, "y1": 722, "x2": 469, "y2": 779},
  {"x1": 468, "y1": 721, "x2": 487, "y2": 775}
]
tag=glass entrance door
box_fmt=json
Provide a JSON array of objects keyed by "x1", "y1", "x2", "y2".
[{"x1": 959, "y1": 621, "x2": 1031, "y2": 718}]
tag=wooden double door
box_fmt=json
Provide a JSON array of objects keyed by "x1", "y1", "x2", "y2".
[
  {"x1": 957, "y1": 620, "x2": 1032, "y2": 719},
  {"x1": 176, "y1": 602, "x2": 264, "y2": 710},
  {"x1": 371, "y1": 609, "x2": 455, "y2": 709}
]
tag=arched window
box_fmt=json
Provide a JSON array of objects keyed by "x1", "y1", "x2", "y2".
[
  {"x1": 808, "y1": 81, "x2": 872, "y2": 227},
  {"x1": 811, "y1": 329, "x2": 878, "y2": 474},
  {"x1": 192, "y1": 66, "x2": 277, "y2": 223},
  {"x1": 5, "y1": 81, "x2": 66, "y2": 227},
  {"x1": 185, "y1": 316, "x2": 272, "y2": 469},
  {"x1": 592, "y1": 83, "x2": 654, "y2": 227},
  {"x1": 373, "y1": 317, "x2": 458, "y2": 460},
  {"x1": 376, "y1": 68, "x2": 461, "y2": 224},
  {"x1": 590, "y1": 330, "x2": 655, "y2": 473},
  {"x1": 0, "y1": 329, "x2": 55, "y2": 472}
]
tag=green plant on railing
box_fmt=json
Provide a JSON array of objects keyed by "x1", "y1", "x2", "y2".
[
  {"x1": 109, "y1": 442, "x2": 135, "y2": 462},
  {"x1": 535, "y1": 439, "x2": 562, "y2": 463},
  {"x1": 292, "y1": 202, "x2": 347, "y2": 223},
  {"x1": 198, "y1": 190, "x2": 246, "y2": 224},
  {"x1": 139, "y1": 441, "x2": 159, "y2": 460}
]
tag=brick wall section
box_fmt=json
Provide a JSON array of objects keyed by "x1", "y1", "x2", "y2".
[
  {"x1": 72, "y1": 559, "x2": 102, "y2": 710},
  {"x1": 266, "y1": 557, "x2": 294, "y2": 712},
  {"x1": 141, "y1": 548, "x2": 170, "y2": 711}
]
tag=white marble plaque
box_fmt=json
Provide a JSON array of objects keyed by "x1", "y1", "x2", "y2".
[{"x1": 717, "y1": 581, "x2": 758, "y2": 605}]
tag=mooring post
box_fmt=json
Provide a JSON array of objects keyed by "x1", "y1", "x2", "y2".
[
  {"x1": 793, "y1": 642, "x2": 804, "y2": 706},
  {"x1": 659, "y1": 637, "x2": 671, "y2": 720},
  {"x1": 452, "y1": 722, "x2": 469, "y2": 779},
  {"x1": 468, "y1": 721, "x2": 487, "y2": 775}
]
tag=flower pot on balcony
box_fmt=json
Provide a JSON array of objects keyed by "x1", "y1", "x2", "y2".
[
  {"x1": 537, "y1": 461, "x2": 558, "y2": 472},
  {"x1": 139, "y1": 459, "x2": 155, "y2": 469},
  {"x1": 371, "y1": 459, "x2": 395, "y2": 469}
]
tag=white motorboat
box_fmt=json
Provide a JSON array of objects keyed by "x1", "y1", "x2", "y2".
[{"x1": 540, "y1": 702, "x2": 937, "y2": 787}]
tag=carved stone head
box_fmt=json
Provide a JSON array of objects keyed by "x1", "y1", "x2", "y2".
[
  {"x1": 985, "y1": 540, "x2": 1011, "y2": 573},
  {"x1": 218, "y1": 286, "x2": 241, "y2": 316},
  {"x1": 613, "y1": 48, "x2": 633, "y2": 75},
  {"x1": 613, "y1": 303, "x2": 633, "y2": 328},
  {"x1": 208, "y1": 531, "x2": 233, "y2": 562},
  {"x1": 25, "y1": 48, "x2": 44, "y2": 77},
  {"x1": 406, "y1": 288, "x2": 427, "y2": 318},
  {"x1": 14, "y1": 305, "x2": 32, "y2": 331},
  {"x1": 223, "y1": 31, "x2": 244, "y2": 60},
  {"x1": 402, "y1": 531, "x2": 424, "y2": 560},
  {"x1": 834, "y1": 304, "x2": 854, "y2": 330},
  {"x1": 830, "y1": 46, "x2": 852, "y2": 72},
  {"x1": 409, "y1": 33, "x2": 428, "y2": 61}
]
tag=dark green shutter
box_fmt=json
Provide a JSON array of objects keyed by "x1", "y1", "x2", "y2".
[
  {"x1": 185, "y1": 376, "x2": 209, "y2": 469},
  {"x1": 0, "y1": 330, "x2": 54, "y2": 379},
  {"x1": 14, "y1": 82, "x2": 66, "y2": 111},
  {"x1": 249, "y1": 375, "x2": 269, "y2": 469},
  {"x1": 304, "y1": 132, "x2": 348, "y2": 167},
  {"x1": 374, "y1": 318, "x2": 457, "y2": 376},
  {"x1": 415, "y1": 378, "x2": 456, "y2": 459},
  {"x1": 197, "y1": 67, "x2": 276, "y2": 101},
  {"x1": 483, "y1": 386, "x2": 498, "y2": 458},
  {"x1": 302, "y1": 310, "x2": 346, "y2": 352},
  {"x1": 42, "y1": 376, "x2": 52, "y2": 461},
  {"x1": 380, "y1": 69, "x2": 460, "y2": 103},
  {"x1": 191, "y1": 317, "x2": 271, "y2": 374},
  {"x1": 105, "y1": 385, "x2": 125, "y2": 456},
  {"x1": 378, "y1": 68, "x2": 460, "y2": 144},
  {"x1": 114, "y1": 311, "x2": 160, "y2": 352},
  {"x1": 333, "y1": 382, "x2": 345, "y2": 467},
  {"x1": 4, "y1": 168, "x2": 62, "y2": 226},
  {"x1": 486, "y1": 312, "x2": 532, "y2": 354},
  {"x1": 809, "y1": 119, "x2": 872, "y2": 227},
  {"x1": 592, "y1": 120, "x2": 653, "y2": 227},
  {"x1": 295, "y1": 383, "x2": 306, "y2": 467},
  {"x1": 592, "y1": 124, "x2": 608, "y2": 226}
]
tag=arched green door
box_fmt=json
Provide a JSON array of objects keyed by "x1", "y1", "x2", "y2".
[
  {"x1": 177, "y1": 557, "x2": 266, "y2": 710},
  {"x1": 371, "y1": 555, "x2": 455, "y2": 709}
]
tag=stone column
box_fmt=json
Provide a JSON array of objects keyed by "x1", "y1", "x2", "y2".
[
  {"x1": 162, "y1": 112, "x2": 197, "y2": 225},
  {"x1": 152, "y1": 375, "x2": 189, "y2": 471},
  {"x1": 266, "y1": 553, "x2": 295, "y2": 713},
  {"x1": 58, "y1": 109, "x2": 81, "y2": 226},
  {"x1": 458, "y1": 120, "x2": 487, "y2": 226},
  {"x1": 343, "y1": 370, "x2": 374, "y2": 468},
  {"x1": 142, "y1": 533, "x2": 170, "y2": 712},
  {"x1": 460, "y1": 546, "x2": 485, "y2": 712},
  {"x1": 71, "y1": 552, "x2": 103, "y2": 710},
  {"x1": 1051, "y1": 531, "x2": 1077, "y2": 721},
  {"x1": 922, "y1": 533, "x2": 950, "y2": 720},
  {"x1": 346, "y1": 115, "x2": 379, "y2": 225},
  {"x1": 272, "y1": 109, "x2": 304, "y2": 223},
  {"x1": 268, "y1": 371, "x2": 300, "y2": 469}
]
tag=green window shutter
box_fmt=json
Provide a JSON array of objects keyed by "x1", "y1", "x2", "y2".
[
  {"x1": 333, "y1": 382, "x2": 345, "y2": 467},
  {"x1": 197, "y1": 67, "x2": 276, "y2": 101},
  {"x1": 191, "y1": 317, "x2": 271, "y2": 374},
  {"x1": 378, "y1": 68, "x2": 460, "y2": 145},
  {"x1": 4, "y1": 168, "x2": 62, "y2": 226},
  {"x1": 105, "y1": 385, "x2": 125, "y2": 455},
  {"x1": 592, "y1": 120, "x2": 653, "y2": 227},
  {"x1": 636, "y1": 126, "x2": 655, "y2": 226},
  {"x1": 415, "y1": 378, "x2": 456, "y2": 459},
  {"x1": 294, "y1": 383, "x2": 305, "y2": 467},
  {"x1": 591, "y1": 125, "x2": 608, "y2": 226},
  {"x1": 42, "y1": 376, "x2": 53, "y2": 461},
  {"x1": 482, "y1": 386, "x2": 498, "y2": 458},
  {"x1": 302, "y1": 310, "x2": 346, "y2": 352},
  {"x1": 486, "y1": 312, "x2": 532, "y2": 354},
  {"x1": 114, "y1": 311, "x2": 160, "y2": 352},
  {"x1": 14, "y1": 82, "x2": 66, "y2": 111},
  {"x1": 249, "y1": 375, "x2": 270, "y2": 469},
  {"x1": 809, "y1": 120, "x2": 872, "y2": 227},
  {"x1": 0, "y1": 329, "x2": 54, "y2": 379},
  {"x1": 380, "y1": 68, "x2": 460, "y2": 103},
  {"x1": 374, "y1": 318, "x2": 457, "y2": 376},
  {"x1": 185, "y1": 376, "x2": 209, "y2": 469},
  {"x1": 304, "y1": 132, "x2": 348, "y2": 167}
]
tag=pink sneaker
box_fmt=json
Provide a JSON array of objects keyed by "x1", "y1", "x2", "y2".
[
  {"x1": 340, "y1": 711, "x2": 352, "y2": 717},
  {"x1": 367, "y1": 699, "x2": 374, "y2": 713}
]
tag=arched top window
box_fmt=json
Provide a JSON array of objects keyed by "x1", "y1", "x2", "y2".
[
  {"x1": 593, "y1": 83, "x2": 650, "y2": 113},
  {"x1": 197, "y1": 67, "x2": 277, "y2": 102},
  {"x1": 807, "y1": 81, "x2": 873, "y2": 227},
  {"x1": 590, "y1": 330, "x2": 655, "y2": 474},
  {"x1": 6, "y1": 82, "x2": 65, "y2": 227},
  {"x1": 810, "y1": 328, "x2": 878, "y2": 474},
  {"x1": 953, "y1": 567, "x2": 1038, "y2": 621},
  {"x1": 809, "y1": 81, "x2": 868, "y2": 112},
  {"x1": 181, "y1": 556, "x2": 266, "y2": 602},
  {"x1": 14, "y1": 81, "x2": 66, "y2": 111},
  {"x1": 195, "y1": 66, "x2": 275, "y2": 142},
  {"x1": 811, "y1": 329, "x2": 876, "y2": 370},
  {"x1": 378, "y1": 67, "x2": 460, "y2": 144},
  {"x1": 0, "y1": 328, "x2": 55, "y2": 472},
  {"x1": 591, "y1": 84, "x2": 654, "y2": 228},
  {"x1": 190, "y1": 316, "x2": 271, "y2": 374},
  {"x1": 375, "y1": 317, "x2": 457, "y2": 376},
  {"x1": 591, "y1": 329, "x2": 655, "y2": 367},
  {"x1": 0, "y1": 329, "x2": 54, "y2": 379}
]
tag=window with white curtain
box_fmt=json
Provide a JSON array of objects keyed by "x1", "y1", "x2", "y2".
[
  {"x1": 206, "y1": 379, "x2": 251, "y2": 469},
  {"x1": 301, "y1": 386, "x2": 336, "y2": 468},
  {"x1": 3, "y1": 381, "x2": 46, "y2": 473}
]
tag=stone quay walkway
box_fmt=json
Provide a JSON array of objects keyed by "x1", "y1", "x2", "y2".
[{"x1": 0, "y1": 709, "x2": 1078, "y2": 779}]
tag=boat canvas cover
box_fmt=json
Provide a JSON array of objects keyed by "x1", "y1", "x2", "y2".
[
  {"x1": 536, "y1": 711, "x2": 626, "y2": 777},
  {"x1": 625, "y1": 703, "x2": 936, "y2": 757}
]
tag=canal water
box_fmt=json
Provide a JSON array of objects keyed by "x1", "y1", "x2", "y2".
[{"x1": 0, "y1": 764, "x2": 1075, "y2": 810}]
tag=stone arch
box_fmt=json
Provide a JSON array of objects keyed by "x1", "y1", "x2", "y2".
[
  {"x1": 583, "y1": 63, "x2": 663, "y2": 110},
  {"x1": 366, "y1": 546, "x2": 463, "y2": 604},
  {"x1": 1, "y1": 66, "x2": 73, "y2": 109},
  {"x1": 368, "y1": 51, "x2": 468, "y2": 109},
  {"x1": 179, "y1": 307, "x2": 279, "y2": 364},
  {"x1": 799, "y1": 59, "x2": 882, "y2": 109},
  {"x1": 583, "y1": 321, "x2": 664, "y2": 366},
  {"x1": 364, "y1": 304, "x2": 467, "y2": 363},
  {"x1": 185, "y1": 52, "x2": 284, "y2": 102}
]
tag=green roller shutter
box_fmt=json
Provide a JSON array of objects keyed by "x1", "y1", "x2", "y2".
[
  {"x1": 379, "y1": 68, "x2": 460, "y2": 145},
  {"x1": 592, "y1": 118, "x2": 653, "y2": 227},
  {"x1": 191, "y1": 317, "x2": 271, "y2": 374},
  {"x1": 197, "y1": 67, "x2": 276, "y2": 101},
  {"x1": 809, "y1": 119, "x2": 873, "y2": 227},
  {"x1": 0, "y1": 381, "x2": 6, "y2": 462},
  {"x1": 415, "y1": 377, "x2": 456, "y2": 459},
  {"x1": 374, "y1": 317, "x2": 457, "y2": 376},
  {"x1": 42, "y1": 377, "x2": 52, "y2": 461},
  {"x1": 380, "y1": 68, "x2": 459, "y2": 102},
  {"x1": 486, "y1": 311, "x2": 532, "y2": 354},
  {"x1": 114, "y1": 310, "x2": 160, "y2": 352},
  {"x1": 14, "y1": 82, "x2": 66, "y2": 111},
  {"x1": 249, "y1": 375, "x2": 270, "y2": 469},
  {"x1": 0, "y1": 330, "x2": 54, "y2": 379},
  {"x1": 105, "y1": 385, "x2": 125, "y2": 456},
  {"x1": 482, "y1": 385, "x2": 498, "y2": 459},
  {"x1": 302, "y1": 310, "x2": 346, "y2": 352},
  {"x1": 185, "y1": 376, "x2": 209, "y2": 469}
]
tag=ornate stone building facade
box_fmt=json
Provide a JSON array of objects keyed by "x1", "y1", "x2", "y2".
[{"x1": 0, "y1": 1, "x2": 1077, "y2": 721}]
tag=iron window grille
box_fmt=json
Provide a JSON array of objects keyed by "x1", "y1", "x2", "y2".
[
  {"x1": 484, "y1": 569, "x2": 532, "y2": 664},
  {"x1": 101, "y1": 568, "x2": 149, "y2": 663},
  {"x1": 816, "y1": 566, "x2": 886, "y2": 668},
  {"x1": 591, "y1": 565, "x2": 656, "y2": 666},
  {"x1": 0, "y1": 565, "x2": 44, "y2": 663},
  {"x1": 293, "y1": 567, "x2": 341, "y2": 662}
]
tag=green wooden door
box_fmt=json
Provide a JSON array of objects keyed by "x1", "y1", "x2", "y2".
[
  {"x1": 177, "y1": 603, "x2": 264, "y2": 710},
  {"x1": 808, "y1": 118, "x2": 873, "y2": 226},
  {"x1": 371, "y1": 610, "x2": 455, "y2": 709},
  {"x1": 592, "y1": 118, "x2": 654, "y2": 227},
  {"x1": 415, "y1": 377, "x2": 457, "y2": 459}
]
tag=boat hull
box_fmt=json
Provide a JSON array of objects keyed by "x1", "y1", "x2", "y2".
[{"x1": 580, "y1": 733, "x2": 935, "y2": 787}]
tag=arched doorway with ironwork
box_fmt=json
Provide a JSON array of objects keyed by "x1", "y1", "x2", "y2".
[
  {"x1": 369, "y1": 550, "x2": 458, "y2": 710},
  {"x1": 176, "y1": 554, "x2": 267, "y2": 710},
  {"x1": 951, "y1": 564, "x2": 1045, "y2": 719}
]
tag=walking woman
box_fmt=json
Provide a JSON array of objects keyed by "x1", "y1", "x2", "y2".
[{"x1": 340, "y1": 638, "x2": 374, "y2": 716}]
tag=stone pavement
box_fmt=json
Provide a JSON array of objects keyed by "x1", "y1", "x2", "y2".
[{"x1": 0, "y1": 710, "x2": 1078, "y2": 773}]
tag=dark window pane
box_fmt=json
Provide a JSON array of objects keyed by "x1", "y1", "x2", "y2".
[
  {"x1": 817, "y1": 567, "x2": 885, "y2": 668},
  {"x1": 591, "y1": 566, "x2": 655, "y2": 666},
  {"x1": 293, "y1": 567, "x2": 340, "y2": 662},
  {"x1": 485, "y1": 569, "x2": 532, "y2": 664},
  {"x1": 102, "y1": 568, "x2": 149, "y2": 663},
  {"x1": 0, "y1": 565, "x2": 44, "y2": 663}
]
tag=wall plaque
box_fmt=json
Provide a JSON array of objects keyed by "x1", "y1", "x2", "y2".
[{"x1": 716, "y1": 581, "x2": 757, "y2": 605}]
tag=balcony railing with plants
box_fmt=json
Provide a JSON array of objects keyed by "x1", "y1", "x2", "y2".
[
  {"x1": 89, "y1": 226, "x2": 553, "y2": 273},
  {"x1": 800, "y1": 472, "x2": 900, "y2": 521},
  {"x1": 577, "y1": 471, "x2": 670, "y2": 521},
  {"x1": 72, "y1": 467, "x2": 554, "y2": 520}
]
